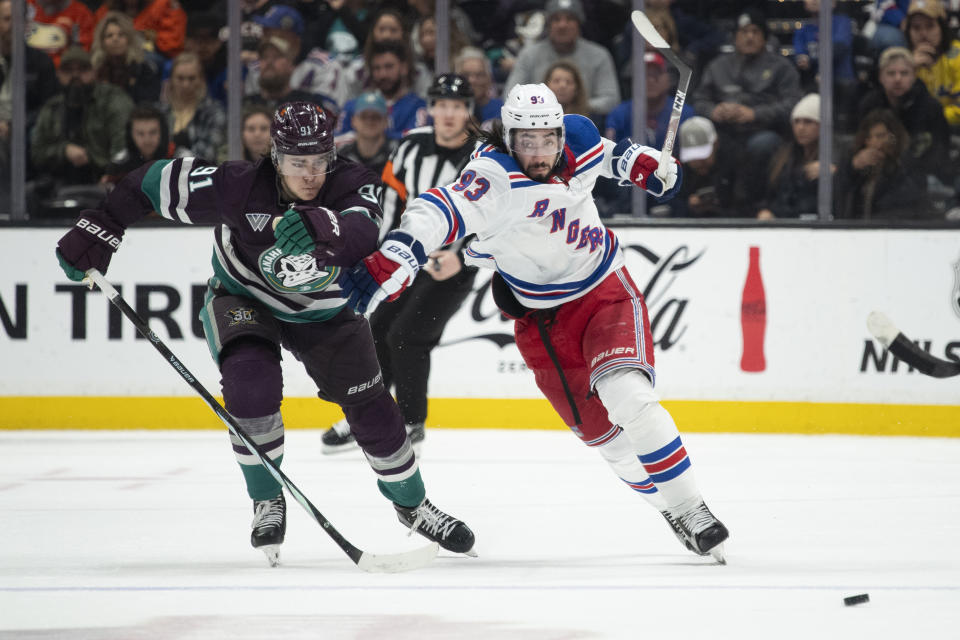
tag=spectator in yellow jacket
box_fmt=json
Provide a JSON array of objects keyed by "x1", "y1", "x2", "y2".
[{"x1": 905, "y1": 0, "x2": 960, "y2": 126}]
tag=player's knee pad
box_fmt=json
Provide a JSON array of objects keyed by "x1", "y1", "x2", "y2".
[
  {"x1": 595, "y1": 367, "x2": 660, "y2": 429},
  {"x1": 221, "y1": 340, "x2": 282, "y2": 419}
]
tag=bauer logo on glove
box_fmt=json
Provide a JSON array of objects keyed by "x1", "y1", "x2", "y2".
[
  {"x1": 611, "y1": 139, "x2": 682, "y2": 201},
  {"x1": 339, "y1": 231, "x2": 427, "y2": 315},
  {"x1": 56, "y1": 213, "x2": 126, "y2": 282},
  {"x1": 76, "y1": 218, "x2": 122, "y2": 249}
]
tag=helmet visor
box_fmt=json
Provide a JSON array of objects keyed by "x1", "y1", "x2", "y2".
[
  {"x1": 510, "y1": 129, "x2": 562, "y2": 156},
  {"x1": 275, "y1": 150, "x2": 336, "y2": 177}
]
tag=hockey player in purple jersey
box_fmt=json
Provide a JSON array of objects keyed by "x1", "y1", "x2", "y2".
[{"x1": 54, "y1": 101, "x2": 475, "y2": 566}]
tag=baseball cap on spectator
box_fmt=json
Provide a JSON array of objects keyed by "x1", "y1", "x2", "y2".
[
  {"x1": 791, "y1": 94, "x2": 820, "y2": 122},
  {"x1": 26, "y1": 22, "x2": 67, "y2": 53},
  {"x1": 545, "y1": 0, "x2": 585, "y2": 24},
  {"x1": 644, "y1": 51, "x2": 666, "y2": 71},
  {"x1": 678, "y1": 116, "x2": 717, "y2": 163},
  {"x1": 907, "y1": 0, "x2": 946, "y2": 19},
  {"x1": 259, "y1": 33, "x2": 297, "y2": 59},
  {"x1": 253, "y1": 5, "x2": 305, "y2": 36},
  {"x1": 59, "y1": 46, "x2": 92, "y2": 69},
  {"x1": 355, "y1": 92, "x2": 388, "y2": 116},
  {"x1": 735, "y1": 8, "x2": 769, "y2": 38}
]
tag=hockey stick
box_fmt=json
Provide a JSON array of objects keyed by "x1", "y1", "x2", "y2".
[
  {"x1": 866, "y1": 311, "x2": 960, "y2": 378},
  {"x1": 82, "y1": 268, "x2": 439, "y2": 572},
  {"x1": 630, "y1": 10, "x2": 692, "y2": 182}
]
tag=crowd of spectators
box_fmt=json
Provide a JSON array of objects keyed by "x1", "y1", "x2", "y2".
[{"x1": 2, "y1": 0, "x2": 959, "y2": 221}]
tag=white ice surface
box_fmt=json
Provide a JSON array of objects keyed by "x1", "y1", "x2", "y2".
[{"x1": 1, "y1": 429, "x2": 958, "y2": 639}]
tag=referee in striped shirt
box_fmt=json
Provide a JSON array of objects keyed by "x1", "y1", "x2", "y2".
[{"x1": 322, "y1": 73, "x2": 480, "y2": 452}]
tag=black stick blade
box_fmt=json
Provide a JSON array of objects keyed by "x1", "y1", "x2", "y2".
[{"x1": 867, "y1": 311, "x2": 960, "y2": 378}]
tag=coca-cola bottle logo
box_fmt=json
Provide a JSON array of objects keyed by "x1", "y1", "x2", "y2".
[{"x1": 740, "y1": 246, "x2": 767, "y2": 372}]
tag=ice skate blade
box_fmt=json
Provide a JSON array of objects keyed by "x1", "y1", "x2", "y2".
[
  {"x1": 708, "y1": 543, "x2": 726, "y2": 565},
  {"x1": 259, "y1": 544, "x2": 281, "y2": 567},
  {"x1": 462, "y1": 548, "x2": 478, "y2": 558}
]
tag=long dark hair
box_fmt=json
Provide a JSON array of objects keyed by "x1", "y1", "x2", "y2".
[
  {"x1": 768, "y1": 127, "x2": 819, "y2": 187},
  {"x1": 905, "y1": 12, "x2": 953, "y2": 58},
  {"x1": 854, "y1": 108, "x2": 909, "y2": 174},
  {"x1": 477, "y1": 120, "x2": 509, "y2": 153}
]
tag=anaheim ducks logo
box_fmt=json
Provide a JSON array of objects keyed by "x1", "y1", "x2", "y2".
[{"x1": 259, "y1": 246, "x2": 340, "y2": 293}]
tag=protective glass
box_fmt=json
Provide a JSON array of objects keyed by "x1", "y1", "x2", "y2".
[
  {"x1": 276, "y1": 151, "x2": 336, "y2": 177},
  {"x1": 510, "y1": 131, "x2": 561, "y2": 156}
]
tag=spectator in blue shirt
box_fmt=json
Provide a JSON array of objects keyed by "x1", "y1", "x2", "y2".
[
  {"x1": 794, "y1": 0, "x2": 855, "y2": 86},
  {"x1": 336, "y1": 40, "x2": 427, "y2": 142},
  {"x1": 604, "y1": 51, "x2": 695, "y2": 146},
  {"x1": 863, "y1": 0, "x2": 911, "y2": 53}
]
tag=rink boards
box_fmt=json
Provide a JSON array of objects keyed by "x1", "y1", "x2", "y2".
[{"x1": 1, "y1": 226, "x2": 958, "y2": 436}]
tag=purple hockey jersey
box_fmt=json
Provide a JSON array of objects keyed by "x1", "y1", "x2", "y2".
[{"x1": 98, "y1": 156, "x2": 384, "y2": 322}]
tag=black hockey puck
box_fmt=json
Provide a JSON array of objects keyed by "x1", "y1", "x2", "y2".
[{"x1": 843, "y1": 593, "x2": 869, "y2": 606}]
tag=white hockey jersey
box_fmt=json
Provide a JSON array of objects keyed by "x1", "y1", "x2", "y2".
[{"x1": 398, "y1": 114, "x2": 627, "y2": 309}]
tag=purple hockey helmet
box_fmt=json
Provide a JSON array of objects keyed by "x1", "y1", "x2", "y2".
[{"x1": 271, "y1": 101, "x2": 336, "y2": 176}]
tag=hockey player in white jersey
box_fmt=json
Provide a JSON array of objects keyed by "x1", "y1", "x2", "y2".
[{"x1": 340, "y1": 83, "x2": 729, "y2": 562}]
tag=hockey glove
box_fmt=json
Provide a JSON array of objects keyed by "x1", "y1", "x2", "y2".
[
  {"x1": 273, "y1": 205, "x2": 344, "y2": 257},
  {"x1": 339, "y1": 231, "x2": 427, "y2": 315},
  {"x1": 612, "y1": 139, "x2": 683, "y2": 201},
  {"x1": 55, "y1": 213, "x2": 125, "y2": 282}
]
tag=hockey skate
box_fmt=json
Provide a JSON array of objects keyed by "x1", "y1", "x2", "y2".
[
  {"x1": 251, "y1": 493, "x2": 286, "y2": 567},
  {"x1": 395, "y1": 498, "x2": 476, "y2": 556},
  {"x1": 663, "y1": 500, "x2": 729, "y2": 564},
  {"x1": 321, "y1": 418, "x2": 358, "y2": 454},
  {"x1": 405, "y1": 422, "x2": 425, "y2": 444}
]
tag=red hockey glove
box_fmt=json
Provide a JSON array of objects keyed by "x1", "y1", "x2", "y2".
[
  {"x1": 612, "y1": 139, "x2": 682, "y2": 201},
  {"x1": 339, "y1": 231, "x2": 427, "y2": 314}
]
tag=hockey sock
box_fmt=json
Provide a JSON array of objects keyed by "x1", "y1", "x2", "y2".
[
  {"x1": 595, "y1": 368, "x2": 701, "y2": 512},
  {"x1": 594, "y1": 430, "x2": 666, "y2": 511},
  {"x1": 219, "y1": 340, "x2": 284, "y2": 500},
  {"x1": 378, "y1": 468, "x2": 426, "y2": 508},
  {"x1": 232, "y1": 412, "x2": 284, "y2": 500}
]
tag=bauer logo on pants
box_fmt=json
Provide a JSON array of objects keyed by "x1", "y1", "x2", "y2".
[{"x1": 590, "y1": 347, "x2": 636, "y2": 368}]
